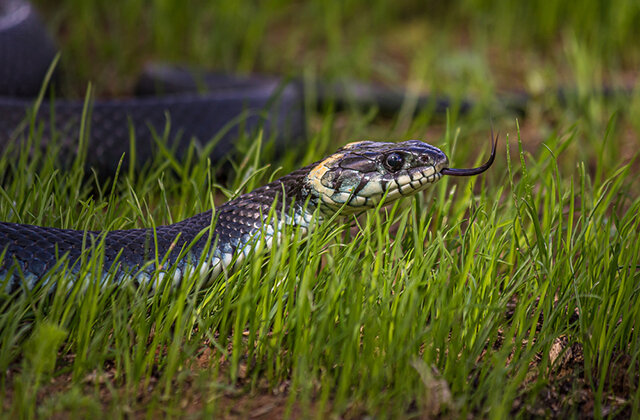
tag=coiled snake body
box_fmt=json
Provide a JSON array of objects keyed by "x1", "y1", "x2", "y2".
[{"x1": 0, "y1": 138, "x2": 495, "y2": 292}]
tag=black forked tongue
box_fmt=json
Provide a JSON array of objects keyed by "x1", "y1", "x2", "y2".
[{"x1": 441, "y1": 132, "x2": 498, "y2": 176}]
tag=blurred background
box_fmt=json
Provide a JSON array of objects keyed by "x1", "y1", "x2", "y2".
[
  {"x1": 9, "y1": 0, "x2": 640, "y2": 172},
  {"x1": 33, "y1": 0, "x2": 640, "y2": 94}
]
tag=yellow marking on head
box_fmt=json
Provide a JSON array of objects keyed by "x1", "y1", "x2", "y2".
[
  {"x1": 342, "y1": 141, "x2": 367, "y2": 150},
  {"x1": 307, "y1": 153, "x2": 344, "y2": 197}
]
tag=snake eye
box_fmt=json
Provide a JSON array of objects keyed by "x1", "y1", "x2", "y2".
[{"x1": 385, "y1": 153, "x2": 404, "y2": 171}]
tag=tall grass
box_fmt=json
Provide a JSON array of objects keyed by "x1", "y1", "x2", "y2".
[{"x1": 1, "y1": 103, "x2": 638, "y2": 417}]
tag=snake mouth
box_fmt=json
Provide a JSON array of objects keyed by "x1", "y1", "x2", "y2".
[{"x1": 440, "y1": 132, "x2": 498, "y2": 176}]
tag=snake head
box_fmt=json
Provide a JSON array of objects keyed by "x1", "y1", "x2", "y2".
[
  {"x1": 304, "y1": 134, "x2": 497, "y2": 213},
  {"x1": 304, "y1": 140, "x2": 450, "y2": 212}
]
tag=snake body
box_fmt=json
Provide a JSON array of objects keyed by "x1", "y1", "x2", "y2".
[{"x1": 0, "y1": 138, "x2": 495, "y2": 292}]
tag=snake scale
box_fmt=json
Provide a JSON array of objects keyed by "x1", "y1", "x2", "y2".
[{"x1": 0, "y1": 137, "x2": 496, "y2": 292}]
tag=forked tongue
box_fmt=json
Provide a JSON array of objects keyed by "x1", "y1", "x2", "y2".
[{"x1": 441, "y1": 133, "x2": 497, "y2": 176}]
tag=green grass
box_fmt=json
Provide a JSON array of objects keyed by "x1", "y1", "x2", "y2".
[{"x1": 1, "y1": 0, "x2": 640, "y2": 418}]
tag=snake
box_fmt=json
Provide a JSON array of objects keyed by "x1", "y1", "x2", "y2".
[{"x1": 0, "y1": 136, "x2": 496, "y2": 292}]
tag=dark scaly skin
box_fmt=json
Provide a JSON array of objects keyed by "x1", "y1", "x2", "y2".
[{"x1": 0, "y1": 136, "x2": 496, "y2": 292}]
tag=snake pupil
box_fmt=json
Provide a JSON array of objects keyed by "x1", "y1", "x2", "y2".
[{"x1": 385, "y1": 153, "x2": 404, "y2": 171}]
